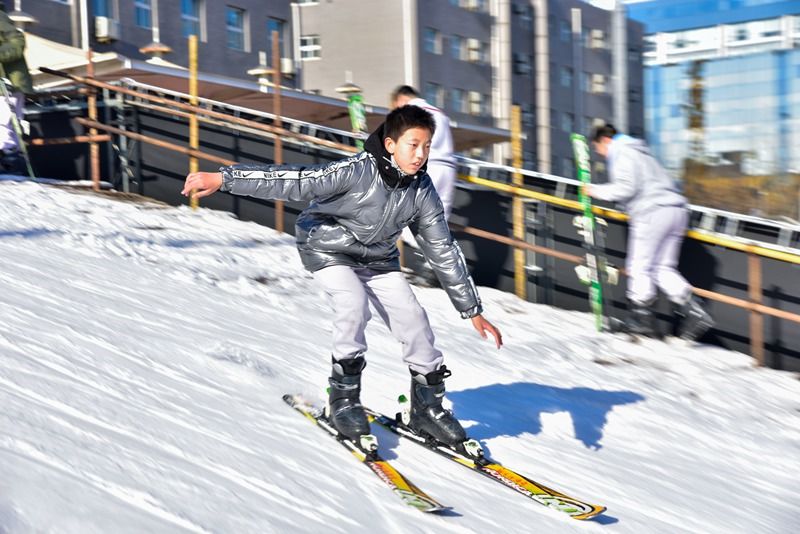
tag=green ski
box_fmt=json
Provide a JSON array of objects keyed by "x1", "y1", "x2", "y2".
[{"x1": 571, "y1": 133, "x2": 605, "y2": 331}]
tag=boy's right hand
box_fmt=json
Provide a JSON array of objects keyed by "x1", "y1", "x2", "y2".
[{"x1": 182, "y1": 172, "x2": 223, "y2": 199}]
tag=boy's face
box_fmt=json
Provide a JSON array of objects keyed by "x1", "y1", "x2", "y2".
[{"x1": 384, "y1": 127, "x2": 432, "y2": 175}]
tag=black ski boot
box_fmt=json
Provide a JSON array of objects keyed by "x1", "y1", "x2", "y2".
[
  {"x1": 625, "y1": 299, "x2": 659, "y2": 338},
  {"x1": 674, "y1": 295, "x2": 714, "y2": 341},
  {"x1": 327, "y1": 356, "x2": 371, "y2": 442},
  {"x1": 408, "y1": 366, "x2": 467, "y2": 448}
]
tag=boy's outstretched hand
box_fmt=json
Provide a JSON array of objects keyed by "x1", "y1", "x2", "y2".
[
  {"x1": 471, "y1": 314, "x2": 503, "y2": 349},
  {"x1": 182, "y1": 171, "x2": 223, "y2": 199}
]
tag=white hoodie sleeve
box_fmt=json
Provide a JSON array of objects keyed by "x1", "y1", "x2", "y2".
[{"x1": 591, "y1": 146, "x2": 638, "y2": 204}]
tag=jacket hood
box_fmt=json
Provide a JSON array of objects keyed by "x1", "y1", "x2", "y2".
[
  {"x1": 608, "y1": 134, "x2": 652, "y2": 160},
  {"x1": 364, "y1": 123, "x2": 428, "y2": 188}
]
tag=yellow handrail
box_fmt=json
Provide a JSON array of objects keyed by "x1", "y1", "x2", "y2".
[{"x1": 458, "y1": 173, "x2": 800, "y2": 265}]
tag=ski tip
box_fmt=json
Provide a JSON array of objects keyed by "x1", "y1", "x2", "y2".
[{"x1": 571, "y1": 505, "x2": 607, "y2": 521}]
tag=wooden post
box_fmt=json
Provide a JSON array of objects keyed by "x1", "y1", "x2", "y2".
[
  {"x1": 271, "y1": 30, "x2": 284, "y2": 233},
  {"x1": 748, "y1": 252, "x2": 765, "y2": 366},
  {"x1": 86, "y1": 49, "x2": 100, "y2": 191},
  {"x1": 511, "y1": 105, "x2": 526, "y2": 300},
  {"x1": 189, "y1": 35, "x2": 199, "y2": 209}
]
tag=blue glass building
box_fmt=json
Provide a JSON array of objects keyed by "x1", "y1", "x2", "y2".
[{"x1": 625, "y1": 0, "x2": 800, "y2": 190}]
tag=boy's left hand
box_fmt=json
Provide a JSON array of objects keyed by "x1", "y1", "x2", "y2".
[{"x1": 471, "y1": 314, "x2": 503, "y2": 349}]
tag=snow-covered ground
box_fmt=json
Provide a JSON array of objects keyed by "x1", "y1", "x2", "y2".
[{"x1": 1, "y1": 180, "x2": 797, "y2": 533}]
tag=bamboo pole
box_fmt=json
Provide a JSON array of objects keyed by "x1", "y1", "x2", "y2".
[
  {"x1": 511, "y1": 105, "x2": 526, "y2": 300},
  {"x1": 30, "y1": 135, "x2": 110, "y2": 145},
  {"x1": 748, "y1": 253, "x2": 765, "y2": 366},
  {"x1": 86, "y1": 49, "x2": 100, "y2": 191},
  {"x1": 188, "y1": 35, "x2": 199, "y2": 210}
]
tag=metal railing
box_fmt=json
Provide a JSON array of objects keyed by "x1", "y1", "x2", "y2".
[{"x1": 30, "y1": 65, "x2": 800, "y2": 366}]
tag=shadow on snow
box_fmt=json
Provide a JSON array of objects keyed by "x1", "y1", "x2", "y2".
[{"x1": 448, "y1": 381, "x2": 644, "y2": 451}]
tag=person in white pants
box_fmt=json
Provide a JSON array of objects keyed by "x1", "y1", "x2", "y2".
[
  {"x1": 586, "y1": 124, "x2": 713, "y2": 340},
  {"x1": 391, "y1": 85, "x2": 457, "y2": 249}
]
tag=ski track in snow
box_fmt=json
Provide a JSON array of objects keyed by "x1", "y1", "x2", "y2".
[{"x1": 1, "y1": 181, "x2": 798, "y2": 533}]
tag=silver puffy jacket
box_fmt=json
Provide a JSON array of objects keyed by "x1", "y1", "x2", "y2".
[{"x1": 219, "y1": 126, "x2": 482, "y2": 319}]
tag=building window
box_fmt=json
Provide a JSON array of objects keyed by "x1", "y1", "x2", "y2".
[
  {"x1": 629, "y1": 88, "x2": 641, "y2": 103},
  {"x1": 450, "y1": 88, "x2": 465, "y2": 114},
  {"x1": 590, "y1": 28, "x2": 606, "y2": 49},
  {"x1": 561, "y1": 112, "x2": 574, "y2": 132},
  {"x1": 579, "y1": 71, "x2": 588, "y2": 92},
  {"x1": 450, "y1": 35, "x2": 463, "y2": 60},
  {"x1": 134, "y1": 0, "x2": 151, "y2": 28},
  {"x1": 513, "y1": 53, "x2": 532, "y2": 75},
  {"x1": 226, "y1": 6, "x2": 246, "y2": 51},
  {"x1": 591, "y1": 73, "x2": 606, "y2": 94},
  {"x1": 560, "y1": 66, "x2": 573, "y2": 88},
  {"x1": 513, "y1": 3, "x2": 533, "y2": 27},
  {"x1": 466, "y1": 38, "x2": 483, "y2": 62},
  {"x1": 468, "y1": 91, "x2": 483, "y2": 115},
  {"x1": 94, "y1": 0, "x2": 112, "y2": 17},
  {"x1": 521, "y1": 103, "x2": 534, "y2": 128},
  {"x1": 465, "y1": 0, "x2": 488, "y2": 13},
  {"x1": 481, "y1": 93, "x2": 491, "y2": 116},
  {"x1": 560, "y1": 20, "x2": 571, "y2": 43},
  {"x1": 423, "y1": 27, "x2": 442, "y2": 54},
  {"x1": 300, "y1": 35, "x2": 321, "y2": 60},
  {"x1": 267, "y1": 18, "x2": 286, "y2": 62},
  {"x1": 424, "y1": 82, "x2": 444, "y2": 108},
  {"x1": 181, "y1": 0, "x2": 201, "y2": 38}
]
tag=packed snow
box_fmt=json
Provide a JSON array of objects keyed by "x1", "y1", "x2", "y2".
[{"x1": 1, "y1": 179, "x2": 797, "y2": 533}]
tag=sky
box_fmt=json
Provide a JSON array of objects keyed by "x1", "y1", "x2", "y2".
[{"x1": 0, "y1": 178, "x2": 798, "y2": 533}]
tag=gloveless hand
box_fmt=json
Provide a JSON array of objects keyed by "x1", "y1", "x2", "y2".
[
  {"x1": 471, "y1": 314, "x2": 503, "y2": 349},
  {"x1": 181, "y1": 172, "x2": 223, "y2": 199}
]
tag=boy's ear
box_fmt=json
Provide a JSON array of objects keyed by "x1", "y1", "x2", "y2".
[{"x1": 383, "y1": 137, "x2": 396, "y2": 155}]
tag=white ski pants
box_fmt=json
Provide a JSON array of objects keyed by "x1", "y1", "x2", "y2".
[
  {"x1": 313, "y1": 265, "x2": 443, "y2": 374},
  {"x1": 627, "y1": 205, "x2": 691, "y2": 305}
]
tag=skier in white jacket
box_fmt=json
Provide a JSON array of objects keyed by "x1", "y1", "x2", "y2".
[{"x1": 586, "y1": 124, "x2": 713, "y2": 340}]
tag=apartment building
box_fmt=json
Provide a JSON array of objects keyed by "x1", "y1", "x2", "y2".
[
  {"x1": 627, "y1": 0, "x2": 800, "y2": 180},
  {"x1": 12, "y1": 0, "x2": 643, "y2": 176},
  {"x1": 10, "y1": 0, "x2": 298, "y2": 87}
]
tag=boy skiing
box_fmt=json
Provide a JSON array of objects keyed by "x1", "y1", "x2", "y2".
[{"x1": 181, "y1": 105, "x2": 502, "y2": 451}]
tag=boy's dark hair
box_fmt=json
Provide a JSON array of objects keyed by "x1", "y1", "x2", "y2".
[
  {"x1": 384, "y1": 105, "x2": 436, "y2": 141},
  {"x1": 592, "y1": 123, "x2": 618, "y2": 142},
  {"x1": 390, "y1": 85, "x2": 420, "y2": 102}
]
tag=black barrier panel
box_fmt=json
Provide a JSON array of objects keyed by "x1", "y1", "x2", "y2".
[{"x1": 29, "y1": 105, "x2": 800, "y2": 371}]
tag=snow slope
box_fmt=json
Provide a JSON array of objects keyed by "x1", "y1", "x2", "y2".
[{"x1": 0, "y1": 180, "x2": 797, "y2": 533}]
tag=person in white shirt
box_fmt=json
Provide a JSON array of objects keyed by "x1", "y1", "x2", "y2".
[{"x1": 391, "y1": 85, "x2": 457, "y2": 250}]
